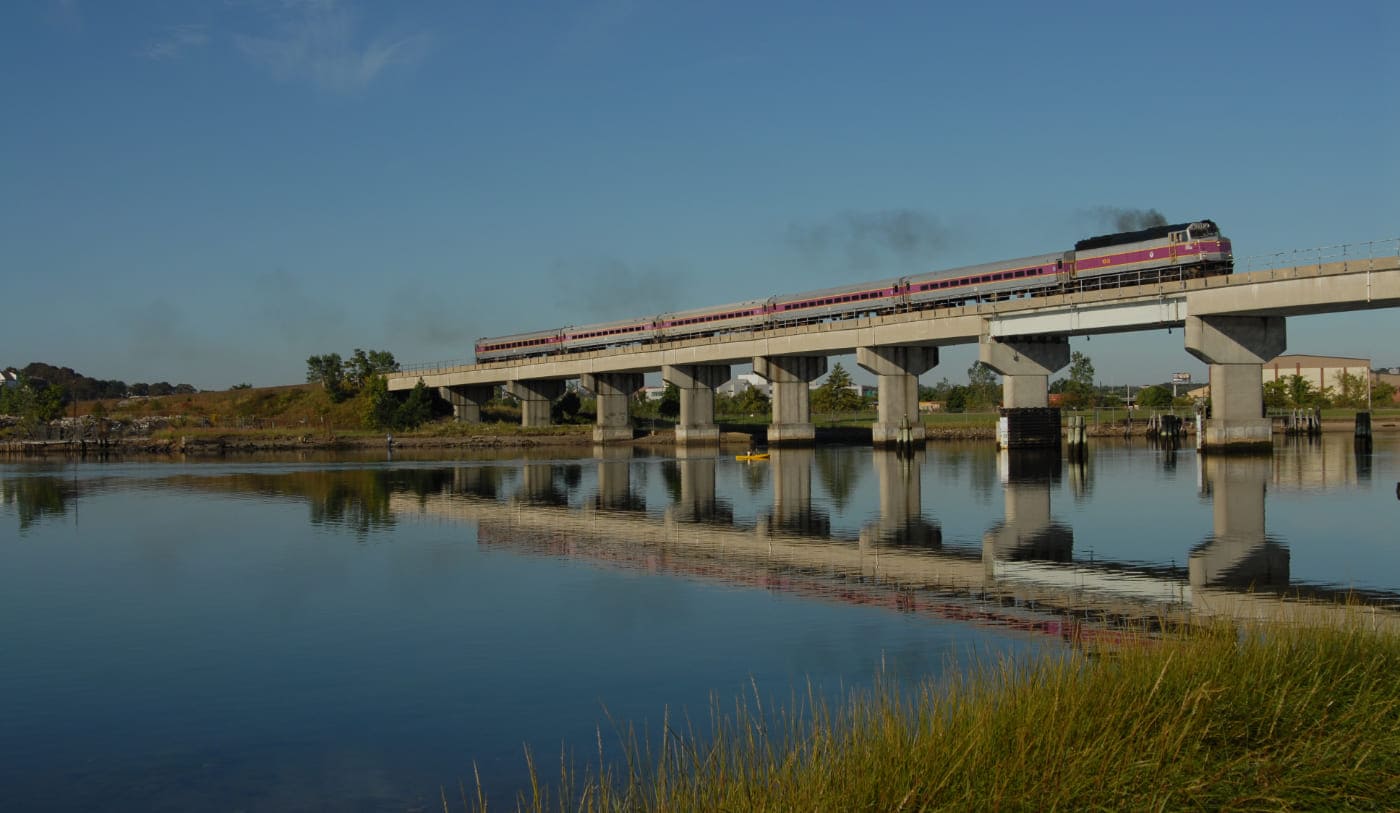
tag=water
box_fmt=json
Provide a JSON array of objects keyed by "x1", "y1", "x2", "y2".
[{"x1": 2, "y1": 436, "x2": 1397, "y2": 810}]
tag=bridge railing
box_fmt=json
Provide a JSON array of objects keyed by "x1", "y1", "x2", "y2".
[
  {"x1": 397, "y1": 358, "x2": 475, "y2": 374},
  {"x1": 1233, "y1": 237, "x2": 1400, "y2": 276}
]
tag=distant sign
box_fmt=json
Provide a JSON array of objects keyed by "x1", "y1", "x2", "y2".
[{"x1": 1171, "y1": 372, "x2": 1192, "y2": 384}]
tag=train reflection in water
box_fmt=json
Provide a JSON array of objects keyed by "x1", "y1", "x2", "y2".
[
  {"x1": 396, "y1": 446, "x2": 1400, "y2": 637},
  {"x1": 15, "y1": 445, "x2": 1391, "y2": 635}
]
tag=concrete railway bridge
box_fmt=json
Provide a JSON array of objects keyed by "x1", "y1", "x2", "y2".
[{"x1": 389, "y1": 242, "x2": 1400, "y2": 451}]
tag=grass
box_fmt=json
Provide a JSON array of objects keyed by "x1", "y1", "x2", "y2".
[{"x1": 450, "y1": 618, "x2": 1399, "y2": 811}]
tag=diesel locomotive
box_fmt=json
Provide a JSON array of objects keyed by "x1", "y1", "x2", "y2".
[{"x1": 475, "y1": 219, "x2": 1231, "y2": 362}]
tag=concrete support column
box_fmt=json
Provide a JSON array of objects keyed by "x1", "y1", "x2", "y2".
[
  {"x1": 438, "y1": 384, "x2": 494, "y2": 423},
  {"x1": 1185, "y1": 315, "x2": 1286, "y2": 452},
  {"x1": 506, "y1": 380, "x2": 565, "y2": 428},
  {"x1": 667, "y1": 448, "x2": 726, "y2": 524},
  {"x1": 857, "y1": 346, "x2": 938, "y2": 447},
  {"x1": 663, "y1": 364, "x2": 730, "y2": 446},
  {"x1": 1189, "y1": 456, "x2": 1287, "y2": 589},
  {"x1": 594, "y1": 446, "x2": 639, "y2": 511},
  {"x1": 753, "y1": 355, "x2": 826, "y2": 445},
  {"x1": 769, "y1": 448, "x2": 823, "y2": 534},
  {"x1": 978, "y1": 335, "x2": 1070, "y2": 408},
  {"x1": 519, "y1": 463, "x2": 564, "y2": 504},
  {"x1": 581, "y1": 372, "x2": 643, "y2": 444},
  {"x1": 860, "y1": 448, "x2": 939, "y2": 548},
  {"x1": 982, "y1": 451, "x2": 1072, "y2": 575}
]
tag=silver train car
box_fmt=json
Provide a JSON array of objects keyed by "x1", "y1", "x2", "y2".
[
  {"x1": 767, "y1": 276, "x2": 906, "y2": 325},
  {"x1": 655, "y1": 299, "x2": 769, "y2": 339},
  {"x1": 474, "y1": 220, "x2": 1232, "y2": 363},
  {"x1": 905, "y1": 252, "x2": 1067, "y2": 309}
]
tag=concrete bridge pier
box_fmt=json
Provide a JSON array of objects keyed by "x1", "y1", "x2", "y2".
[
  {"x1": 519, "y1": 463, "x2": 566, "y2": 505},
  {"x1": 506, "y1": 380, "x2": 565, "y2": 428},
  {"x1": 983, "y1": 452, "x2": 1072, "y2": 577},
  {"x1": 667, "y1": 448, "x2": 727, "y2": 524},
  {"x1": 662, "y1": 364, "x2": 730, "y2": 446},
  {"x1": 980, "y1": 335, "x2": 1069, "y2": 448},
  {"x1": 438, "y1": 385, "x2": 495, "y2": 423},
  {"x1": 978, "y1": 335, "x2": 1070, "y2": 409},
  {"x1": 582, "y1": 372, "x2": 643, "y2": 443},
  {"x1": 861, "y1": 448, "x2": 939, "y2": 549},
  {"x1": 1185, "y1": 315, "x2": 1286, "y2": 453},
  {"x1": 754, "y1": 355, "x2": 826, "y2": 445},
  {"x1": 769, "y1": 447, "x2": 824, "y2": 534},
  {"x1": 857, "y1": 346, "x2": 938, "y2": 447},
  {"x1": 594, "y1": 446, "x2": 640, "y2": 511},
  {"x1": 1189, "y1": 455, "x2": 1287, "y2": 589}
]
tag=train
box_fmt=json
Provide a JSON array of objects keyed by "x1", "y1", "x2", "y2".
[{"x1": 475, "y1": 219, "x2": 1232, "y2": 362}]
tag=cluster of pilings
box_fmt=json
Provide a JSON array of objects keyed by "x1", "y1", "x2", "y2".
[
  {"x1": 1281, "y1": 408, "x2": 1322, "y2": 437},
  {"x1": 1065, "y1": 415, "x2": 1088, "y2": 461},
  {"x1": 1355, "y1": 411, "x2": 1372, "y2": 452},
  {"x1": 1147, "y1": 413, "x2": 1186, "y2": 445}
]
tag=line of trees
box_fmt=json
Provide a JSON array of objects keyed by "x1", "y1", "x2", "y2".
[
  {"x1": 919, "y1": 362, "x2": 1001, "y2": 412},
  {"x1": 305, "y1": 349, "x2": 449, "y2": 430},
  {"x1": 3, "y1": 363, "x2": 197, "y2": 402},
  {"x1": 305, "y1": 349, "x2": 401, "y2": 403},
  {"x1": 0, "y1": 375, "x2": 67, "y2": 428},
  {"x1": 1263, "y1": 372, "x2": 1396, "y2": 410}
]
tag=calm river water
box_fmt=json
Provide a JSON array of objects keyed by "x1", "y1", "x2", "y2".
[{"x1": 3, "y1": 436, "x2": 1398, "y2": 810}]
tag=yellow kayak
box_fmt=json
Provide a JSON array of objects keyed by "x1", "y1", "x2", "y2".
[{"x1": 736, "y1": 453, "x2": 770, "y2": 461}]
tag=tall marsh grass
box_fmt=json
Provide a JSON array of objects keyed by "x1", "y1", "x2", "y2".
[{"x1": 452, "y1": 619, "x2": 1399, "y2": 811}]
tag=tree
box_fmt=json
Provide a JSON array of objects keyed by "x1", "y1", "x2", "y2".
[
  {"x1": 344, "y1": 348, "x2": 399, "y2": 390},
  {"x1": 718, "y1": 386, "x2": 771, "y2": 418},
  {"x1": 1056, "y1": 351, "x2": 1097, "y2": 409},
  {"x1": 307, "y1": 353, "x2": 347, "y2": 401},
  {"x1": 1262, "y1": 380, "x2": 1289, "y2": 410},
  {"x1": 396, "y1": 379, "x2": 433, "y2": 429},
  {"x1": 919, "y1": 377, "x2": 953, "y2": 403},
  {"x1": 0, "y1": 375, "x2": 65, "y2": 430},
  {"x1": 360, "y1": 374, "x2": 397, "y2": 430},
  {"x1": 1136, "y1": 385, "x2": 1173, "y2": 409},
  {"x1": 658, "y1": 383, "x2": 680, "y2": 419},
  {"x1": 1373, "y1": 379, "x2": 1397, "y2": 406},
  {"x1": 552, "y1": 390, "x2": 582, "y2": 423},
  {"x1": 812, "y1": 363, "x2": 864, "y2": 413},
  {"x1": 1282, "y1": 374, "x2": 1331, "y2": 408},
  {"x1": 1332, "y1": 371, "x2": 1370, "y2": 409},
  {"x1": 944, "y1": 385, "x2": 968, "y2": 413},
  {"x1": 965, "y1": 362, "x2": 1000, "y2": 411}
]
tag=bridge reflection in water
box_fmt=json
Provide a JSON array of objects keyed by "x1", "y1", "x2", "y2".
[{"x1": 393, "y1": 448, "x2": 1400, "y2": 636}]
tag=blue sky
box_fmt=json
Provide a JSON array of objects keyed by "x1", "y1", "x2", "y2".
[{"x1": 3, "y1": 0, "x2": 1397, "y2": 390}]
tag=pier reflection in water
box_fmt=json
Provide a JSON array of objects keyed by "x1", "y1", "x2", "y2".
[
  {"x1": 382, "y1": 442, "x2": 1399, "y2": 629},
  {"x1": 4, "y1": 437, "x2": 1400, "y2": 811}
]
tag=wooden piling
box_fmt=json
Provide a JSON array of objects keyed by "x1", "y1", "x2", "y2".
[
  {"x1": 1066, "y1": 415, "x2": 1087, "y2": 460},
  {"x1": 1355, "y1": 411, "x2": 1372, "y2": 452}
]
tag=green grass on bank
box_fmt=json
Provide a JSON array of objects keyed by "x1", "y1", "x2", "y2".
[
  {"x1": 452, "y1": 619, "x2": 1399, "y2": 812},
  {"x1": 68, "y1": 382, "x2": 1399, "y2": 440}
]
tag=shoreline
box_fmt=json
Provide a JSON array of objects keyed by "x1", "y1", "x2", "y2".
[{"x1": 1, "y1": 417, "x2": 1391, "y2": 457}]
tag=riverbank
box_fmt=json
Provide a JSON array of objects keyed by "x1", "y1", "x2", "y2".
[
  {"x1": 459, "y1": 617, "x2": 1399, "y2": 811},
  {"x1": 2, "y1": 409, "x2": 1395, "y2": 456}
]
